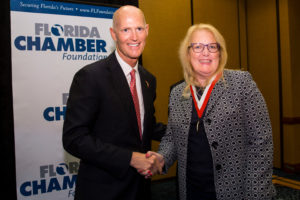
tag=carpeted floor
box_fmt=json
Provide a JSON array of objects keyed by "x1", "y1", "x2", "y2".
[
  {"x1": 151, "y1": 169, "x2": 300, "y2": 200},
  {"x1": 274, "y1": 185, "x2": 300, "y2": 200}
]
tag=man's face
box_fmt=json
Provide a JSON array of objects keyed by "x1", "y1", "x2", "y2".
[{"x1": 110, "y1": 8, "x2": 149, "y2": 67}]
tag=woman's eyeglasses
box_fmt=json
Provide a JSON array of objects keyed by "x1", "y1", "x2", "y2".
[{"x1": 188, "y1": 43, "x2": 220, "y2": 53}]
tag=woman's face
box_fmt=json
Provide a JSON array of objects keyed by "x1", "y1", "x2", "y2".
[{"x1": 188, "y1": 29, "x2": 220, "y2": 83}]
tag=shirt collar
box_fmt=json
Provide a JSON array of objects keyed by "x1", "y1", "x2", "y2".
[{"x1": 115, "y1": 50, "x2": 139, "y2": 76}]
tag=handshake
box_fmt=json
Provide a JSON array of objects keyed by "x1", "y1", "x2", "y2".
[{"x1": 130, "y1": 151, "x2": 165, "y2": 179}]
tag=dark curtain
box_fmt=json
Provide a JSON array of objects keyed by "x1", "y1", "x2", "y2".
[{"x1": 1, "y1": 0, "x2": 138, "y2": 199}]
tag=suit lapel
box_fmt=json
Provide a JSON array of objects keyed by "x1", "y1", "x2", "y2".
[
  {"x1": 181, "y1": 95, "x2": 193, "y2": 125},
  {"x1": 138, "y1": 66, "x2": 152, "y2": 141},
  {"x1": 139, "y1": 66, "x2": 150, "y2": 113},
  {"x1": 176, "y1": 85, "x2": 192, "y2": 155},
  {"x1": 178, "y1": 83, "x2": 193, "y2": 140},
  {"x1": 205, "y1": 77, "x2": 226, "y2": 117},
  {"x1": 108, "y1": 54, "x2": 140, "y2": 136}
]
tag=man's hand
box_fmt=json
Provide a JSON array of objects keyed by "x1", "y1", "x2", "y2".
[
  {"x1": 130, "y1": 152, "x2": 155, "y2": 176},
  {"x1": 144, "y1": 151, "x2": 165, "y2": 179},
  {"x1": 130, "y1": 151, "x2": 165, "y2": 179}
]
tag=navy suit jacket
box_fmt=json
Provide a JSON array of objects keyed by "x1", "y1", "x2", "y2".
[{"x1": 63, "y1": 52, "x2": 162, "y2": 200}]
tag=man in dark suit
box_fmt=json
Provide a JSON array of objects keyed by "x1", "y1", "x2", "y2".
[{"x1": 63, "y1": 5, "x2": 164, "y2": 200}]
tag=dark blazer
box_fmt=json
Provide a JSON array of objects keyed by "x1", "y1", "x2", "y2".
[
  {"x1": 63, "y1": 52, "x2": 161, "y2": 200},
  {"x1": 159, "y1": 70, "x2": 276, "y2": 200}
]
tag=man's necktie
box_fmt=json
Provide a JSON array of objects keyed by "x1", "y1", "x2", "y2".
[{"x1": 130, "y1": 69, "x2": 142, "y2": 139}]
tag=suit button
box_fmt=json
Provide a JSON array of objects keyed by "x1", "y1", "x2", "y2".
[
  {"x1": 216, "y1": 164, "x2": 222, "y2": 170},
  {"x1": 212, "y1": 141, "x2": 218, "y2": 149},
  {"x1": 206, "y1": 118, "x2": 212, "y2": 125}
]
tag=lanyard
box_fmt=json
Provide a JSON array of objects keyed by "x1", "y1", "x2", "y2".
[{"x1": 190, "y1": 73, "x2": 220, "y2": 131}]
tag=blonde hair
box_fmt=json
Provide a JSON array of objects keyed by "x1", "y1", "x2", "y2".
[{"x1": 178, "y1": 23, "x2": 228, "y2": 98}]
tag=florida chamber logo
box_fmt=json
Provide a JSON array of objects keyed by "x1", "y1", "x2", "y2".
[
  {"x1": 43, "y1": 93, "x2": 68, "y2": 121},
  {"x1": 20, "y1": 161, "x2": 79, "y2": 197},
  {"x1": 14, "y1": 22, "x2": 110, "y2": 61}
]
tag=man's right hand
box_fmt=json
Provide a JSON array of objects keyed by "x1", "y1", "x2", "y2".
[
  {"x1": 130, "y1": 152, "x2": 154, "y2": 175},
  {"x1": 130, "y1": 152, "x2": 164, "y2": 178}
]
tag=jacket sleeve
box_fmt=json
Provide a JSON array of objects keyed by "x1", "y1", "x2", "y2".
[
  {"x1": 158, "y1": 88, "x2": 178, "y2": 172},
  {"x1": 62, "y1": 67, "x2": 132, "y2": 179},
  {"x1": 242, "y1": 71, "x2": 275, "y2": 199}
]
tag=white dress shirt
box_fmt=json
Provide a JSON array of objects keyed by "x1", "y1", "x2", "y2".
[{"x1": 115, "y1": 50, "x2": 145, "y2": 134}]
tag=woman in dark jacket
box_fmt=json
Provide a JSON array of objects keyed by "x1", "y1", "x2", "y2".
[{"x1": 148, "y1": 23, "x2": 276, "y2": 200}]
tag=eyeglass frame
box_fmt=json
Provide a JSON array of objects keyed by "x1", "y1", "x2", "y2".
[{"x1": 188, "y1": 42, "x2": 220, "y2": 53}]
